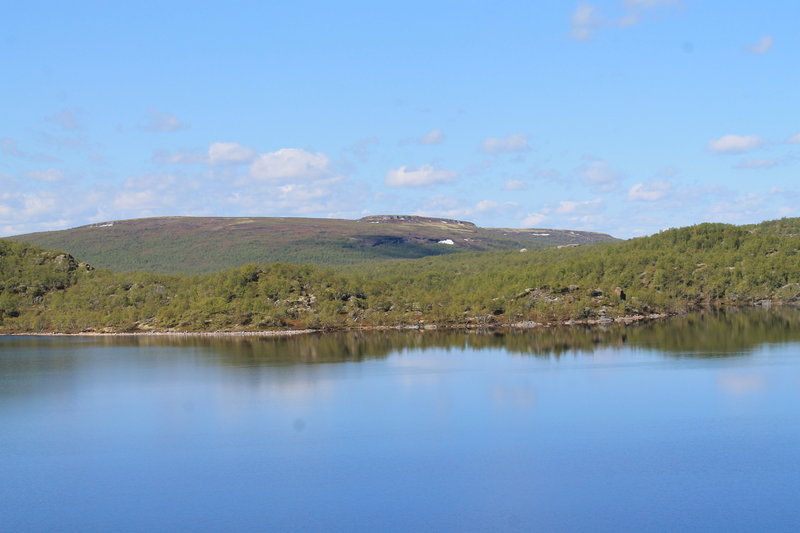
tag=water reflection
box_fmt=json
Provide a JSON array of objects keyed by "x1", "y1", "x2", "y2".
[
  {"x1": 126, "y1": 307, "x2": 800, "y2": 360},
  {"x1": 2, "y1": 308, "x2": 800, "y2": 374},
  {"x1": 4, "y1": 308, "x2": 800, "y2": 532}
]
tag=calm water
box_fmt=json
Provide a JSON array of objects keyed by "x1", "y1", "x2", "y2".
[{"x1": 2, "y1": 309, "x2": 800, "y2": 532}]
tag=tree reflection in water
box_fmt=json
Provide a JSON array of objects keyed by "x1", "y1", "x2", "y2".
[{"x1": 10, "y1": 306, "x2": 792, "y2": 367}]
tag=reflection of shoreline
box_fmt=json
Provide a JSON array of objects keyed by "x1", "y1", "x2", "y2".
[
  {"x1": 5, "y1": 329, "x2": 316, "y2": 338},
  {"x1": 3, "y1": 312, "x2": 672, "y2": 337},
  {"x1": 4, "y1": 308, "x2": 800, "y2": 366}
]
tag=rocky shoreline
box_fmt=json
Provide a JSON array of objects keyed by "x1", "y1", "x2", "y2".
[{"x1": 2, "y1": 312, "x2": 674, "y2": 337}]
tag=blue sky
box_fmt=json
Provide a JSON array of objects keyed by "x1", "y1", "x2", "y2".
[{"x1": 1, "y1": 0, "x2": 798, "y2": 238}]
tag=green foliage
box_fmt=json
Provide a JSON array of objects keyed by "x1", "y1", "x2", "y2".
[{"x1": 2, "y1": 217, "x2": 800, "y2": 333}]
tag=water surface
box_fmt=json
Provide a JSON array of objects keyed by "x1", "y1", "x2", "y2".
[{"x1": 2, "y1": 309, "x2": 800, "y2": 532}]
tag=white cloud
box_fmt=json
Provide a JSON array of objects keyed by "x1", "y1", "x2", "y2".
[
  {"x1": 628, "y1": 181, "x2": 671, "y2": 201},
  {"x1": 419, "y1": 129, "x2": 444, "y2": 145},
  {"x1": 1, "y1": 156, "x2": 363, "y2": 236},
  {"x1": 385, "y1": 165, "x2": 458, "y2": 188},
  {"x1": 25, "y1": 169, "x2": 65, "y2": 182},
  {"x1": 139, "y1": 109, "x2": 187, "y2": 132},
  {"x1": 746, "y1": 35, "x2": 773, "y2": 55},
  {"x1": 708, "y1": 134, "x2": 764, "y2": 154},
  {"x1": 787, "y1": 134, "x2": 800, "y2": 144},
  {"x1": 482, "y1": 133, "x2": 530, "y2": 154},
  {"x1": 208, "y1": 142, "x2": 256, "y2": 165},
  {"x1": 735, "y1": 159, "x2": 776, "y2": 169},
  {"x1": 554, "y1": 198, "x2": 603, "y2": 215},
  {"x1": 521, "y1": 213, "x2": 549, "y2": 227},
  {"x1": 250, "y1": 148, "x2": 333, "y2": 182},
  {"x1": 503, "y1": 179, "x2": 528, "y2": 190}
]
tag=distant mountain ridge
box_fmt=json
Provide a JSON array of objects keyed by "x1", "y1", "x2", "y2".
[{"x1": 8, "y1": 215, "x2": 618, "y2": 274}]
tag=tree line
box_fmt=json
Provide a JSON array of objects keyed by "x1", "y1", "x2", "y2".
[{"x1": 2, "y1": 219, "x2": 799, "y2": 333}]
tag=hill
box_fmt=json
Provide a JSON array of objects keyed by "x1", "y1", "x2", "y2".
[
  {"x1": 2, "y1": 217, "x2": 800, "y2": 333},
  {"x1": 8, "y1": 215, "x2": 617, "y2": 274}
]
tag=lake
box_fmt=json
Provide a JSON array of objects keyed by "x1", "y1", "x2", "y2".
[{"x1": 2, "y1": 309, "x2": 800, "y2": 532}]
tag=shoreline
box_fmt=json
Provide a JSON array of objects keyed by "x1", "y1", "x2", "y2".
[
  {"x1": 1, "y1": 312, "x2": 674, "y2": 337},
  {"x1": 3, "y1": 329, "x2": 317, "y2": 338}
]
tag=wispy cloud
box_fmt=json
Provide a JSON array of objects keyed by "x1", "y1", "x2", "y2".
[
  {"x1": 624, "y1": 0, "x2": 679, "y2": 6},
  {"x1": 569, "y1": 3, "x2": 602, "y2": 41},
  {"x1": 708, "y1": 192, "x2": 767, "y2": 222},
  {"x1": 46, "y1": 108, "x2": 81, "y2": 131},
  {"x1": 577, "y1": 158, "x2": 621, "y2": 192},
  {"x1": 628, "y1": 181, "x2": 671, "y2": 201},
  {"x1": 521, "y1": 213, "x2": 549, "y2": 227},
  {"x1": 553, "y1": 198, "x2": 603, "y2": 215},
  {"x1": 208, "y1": 142, "x2": 256, "y2": 165},
  {"x1": 227, "y1": 176, "x2": 363, "y2": 218},
  {"x1": 569, "y1": 0, "x2": 681, "y2": 41},
  {"x1": 152, "y1": 148, "x2": 206, "y2": 165},
  {"x1": 249, "y1": 148, "x2": 333, "y2": 182},
  {"x1": 25, "y1": 169, "x2": 66, "y2": 183},
  {"x1": 475, "y1": 199, "x2": 519, "y2": 213},
  {"x1": 344, "y1": 137, "x2": 380, "y2": 163},
  {"x1": 385, "y1": 165, "x2": 458, "y2": 188},
  {"x1": 708, "y1": 134, "x2": 764, "y2": 154},
  {"x1": 110, "y1": 174, "x2": 194, "y2": 214},
  {"x1": 1, "y1": 138, "x2": 25, "y2": 157},
  {"x1": 735, "y1": 159, "x2": 776, "y2": 170},
  {"x1": 482, "y1": 133, "x2": 529, "y2": 154},
  {"x1": 745, "y1": 35, "x2": 773, "y2": 55},
  {"x1": 1, "y1": 137, "x2": 60, "y2": 163},
  {"x1": 139, "y1": 109, "x2": 187, "y2": 132},
  {"x1": 411, "y1": 195, "x2": 473, "y2": 220},
  {"x1": 0, "y1": 187, "x2": 98, "y2": 236},
  {"x1": 503, "y1": 179, "x2": 528, "y2": 191},
  {"x1": 523, "y1": 197, "x2": 605, "y2": 229},
  {"x1": 419, "y1": 129, "x2": 444, "y2": 145},
  {"x1": 39, "y1": 132, "x2": 89, "y2": 150}
]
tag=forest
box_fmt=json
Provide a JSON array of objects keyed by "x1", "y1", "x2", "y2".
[{"x1": 1, "y1": 218, "x2": 799, "y2": 333}]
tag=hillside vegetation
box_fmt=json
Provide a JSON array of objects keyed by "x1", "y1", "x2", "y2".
[
  {"x1": 8, "y1": 215, "x2": 616, "y2": 273},
  {"x1": 2, "y1": 218, "x2": 800, "y2": 333}
]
